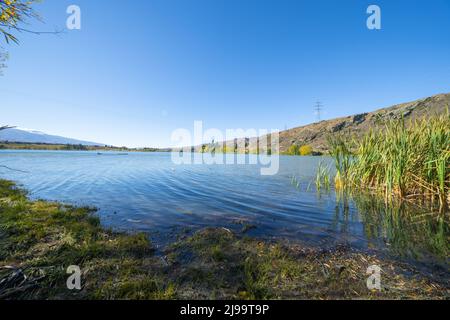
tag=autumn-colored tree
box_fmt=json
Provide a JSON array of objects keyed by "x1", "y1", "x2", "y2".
[
  {"x1": 299, "y1": 145, "x2": 313, "y2": 156},
  {"x1": 0, "y1": 1, "x2": 49, "y2": 73},
  {"x1": 0, "y1": 0, "x2": 40, "y2": 44}
]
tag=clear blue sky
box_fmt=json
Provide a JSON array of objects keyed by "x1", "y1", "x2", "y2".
[{"x1": 1, "y1": 0, "x2": 449, "y2": 147}]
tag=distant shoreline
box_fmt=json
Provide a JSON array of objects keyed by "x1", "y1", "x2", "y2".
[
  {"x1": 0, "y1": 141, "x2": 323, "y2": 156},
  {"x1": 0, "y1": 141, "x2": 168, "y2": 153}
]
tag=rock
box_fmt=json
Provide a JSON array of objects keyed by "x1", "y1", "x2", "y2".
[
  {"x1": 403, "y1": 109, "x2": 413, "y2": 117},
  {"x1": 331, "y1": 121, "x2": 347, "y2": 132},
  {"x1": 352, "y1": 113, "x2": 368, "y2": 124}
]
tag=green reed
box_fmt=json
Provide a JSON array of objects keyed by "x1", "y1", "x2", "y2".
[
  {"x1": 315, "y1": 161, "x2": 331, "y2": 192},
  {"x1": 323, "y1": 112, "x2": 449, "y2": 211}
]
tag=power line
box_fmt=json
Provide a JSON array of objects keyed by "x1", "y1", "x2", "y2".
[{"x1": 314, "y1": 101, "x2": 323, "y2": 122}]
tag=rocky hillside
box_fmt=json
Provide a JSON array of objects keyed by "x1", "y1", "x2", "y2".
[
  {"x1": 185, "y1": 93, "x2": 449, "y2": 154},
  {"x1": 278, "y1": 93, "x2": 449, "y2": 154}
]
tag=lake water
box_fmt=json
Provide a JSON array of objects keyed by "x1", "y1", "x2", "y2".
[{"x1": 0, "y1": 150, "x2": 448, "y2": 272}]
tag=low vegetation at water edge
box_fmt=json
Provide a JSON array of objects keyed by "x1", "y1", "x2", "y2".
[
  {"x1": 0, "y1": 179, "x2": 448, "y2": 299},
  {"x1": 316, "y1": 113, "x2": 450, "y2": 211}
]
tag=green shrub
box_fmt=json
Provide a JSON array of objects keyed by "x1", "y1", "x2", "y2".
[{"x1": 287, "y1": 144, "x2": 299, "y2": 155}]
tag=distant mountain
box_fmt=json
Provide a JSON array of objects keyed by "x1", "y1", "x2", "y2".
[{"x1": 0, "y1": 128, "x2": 103, "y2": 146}]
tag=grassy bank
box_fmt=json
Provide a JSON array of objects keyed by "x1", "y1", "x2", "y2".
[
  {"x1": 0, "y1": 179, "x2": 448, "y2": 299},
  {"x1": 0, "y1": 179, "x2": 171, "y2": 299},
  {"x1": 318, "y1": 113, "x2": 450, "y2": 211}
]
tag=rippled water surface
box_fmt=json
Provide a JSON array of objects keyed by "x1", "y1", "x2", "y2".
[{"x1": 0, "y1": 150, "x2": 447, "y2": 270}]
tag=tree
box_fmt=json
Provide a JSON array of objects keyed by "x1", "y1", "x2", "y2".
[
  {"x1": 1, "y1": 1, "x2": 57, "y2": 73},
  {"x1": 0, "y1": 0, "x2": 40, "y2": 44},
  {"x1": 299, "y1": 145, "x2": 313, "y2": 156},
  {"x1": 287, "y1": 144, "x2": 299, "y2": 156}
]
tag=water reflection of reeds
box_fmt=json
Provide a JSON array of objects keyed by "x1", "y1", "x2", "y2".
[{"x1": 343, "y1": 192, "x2": 448, "y2": 264}]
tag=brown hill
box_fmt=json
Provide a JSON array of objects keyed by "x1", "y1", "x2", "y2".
[
  {"x1": 187, "y1": 93, "x2": 449, "y2": 154},
  {"x1": 278, "y1": 93, "x2": 449, "y2": 154}
]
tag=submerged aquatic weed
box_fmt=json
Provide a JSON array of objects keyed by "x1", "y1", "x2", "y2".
[{"x1": 291, "y1": 175, "x2": 301, "y2": 190}]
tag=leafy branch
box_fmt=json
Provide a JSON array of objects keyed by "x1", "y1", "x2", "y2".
[{"x1": 1, "y1": 0, "x2": 60, "y2": 73}]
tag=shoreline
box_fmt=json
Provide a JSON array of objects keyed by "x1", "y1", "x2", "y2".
[{"x1": 0, "y1": 179, "x2": 448, "y2": 299}]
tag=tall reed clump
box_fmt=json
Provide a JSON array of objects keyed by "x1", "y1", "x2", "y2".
[
  {"x1": 315, "y1": 161, "x2": 331, "y2": 192},
  {"x1": 327, "y1": 134, "x2": 352, "y2": 191},
  {"x1": 325, "y1": 113, "x2": 450, "y2": 211}
]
